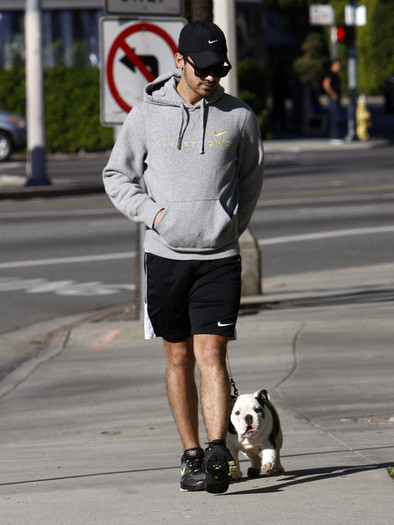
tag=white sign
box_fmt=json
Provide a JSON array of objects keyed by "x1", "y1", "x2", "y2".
[
  {"x1": 309, "y1": 4, "x2": 335, "y2": 26},
  {"x1": 345, "y1": 5, "x2": 367, "y2": 26},
  {"x1": 100, "y1": 17, "x2": 186, "y2": 125},
  {"x1": 106, "y1": 0, "x2": 183, "y2": 16}
]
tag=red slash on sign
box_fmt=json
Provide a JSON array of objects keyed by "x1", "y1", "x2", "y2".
[{"x1": 106, "y1": 22, "x2": 178, "y2": 113}]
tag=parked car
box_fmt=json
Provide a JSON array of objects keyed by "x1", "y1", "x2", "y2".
[{"x1": 0, "y1": 110, "x2": 27, "y2": 161}]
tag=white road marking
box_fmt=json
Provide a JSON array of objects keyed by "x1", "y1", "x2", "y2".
[
  {"x1": 0, "y1": 252, "x2": 136, "y2": 270},
  {"x1": 0, "y1": 277, "x2": 134, "y2": 297},
  {"x1": 258, "y1": 225, "x2": 394, "y2": 246},
  {"x1": 0, "y1": 225, "x2": 393, "y2": 271}
]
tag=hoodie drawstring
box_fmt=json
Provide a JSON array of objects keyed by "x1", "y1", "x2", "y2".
[
  {"x1": 177, "y1": 103, "x2": 190, "y2": 150},
  {"x1": 177, "y1": 101, "x2": 207, "y2": 154},
  {"x1": 200, "y1": 100, "x2": 207, "y2": 155}
]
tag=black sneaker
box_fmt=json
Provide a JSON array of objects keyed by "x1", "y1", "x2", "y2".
[
  {"x1": 204, "y1": 439, "x2": 237, "y2": 494},
  {"x1": 179, "y1": 447, "x2": 206, "y2": 492}
]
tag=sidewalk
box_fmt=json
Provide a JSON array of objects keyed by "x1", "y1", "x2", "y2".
[{"x1": 0, "y1": 262, "x2": 393, "y2": 524}]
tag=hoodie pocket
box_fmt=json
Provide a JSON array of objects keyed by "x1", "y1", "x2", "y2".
[{"x1": 155, "y1": 199, "x2": 235, "y2": 251}]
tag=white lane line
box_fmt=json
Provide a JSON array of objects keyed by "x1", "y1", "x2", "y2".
[
  {"x1": 0, "y1": 252, "x2": 136, "y2": 270},
  {"x1": 0, "y1": 277, "x2": 135, "y2": 296},
  {"x1": 1, "y1": 225, "x2": 393, "y2": 270},
  {"x1": 258, "y1": 225, "x2": 394, "y2": 246}
]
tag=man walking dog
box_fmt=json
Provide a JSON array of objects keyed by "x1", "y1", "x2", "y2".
[{"x1": 103, "y1": 21, "x2": 264, "y2": 493}]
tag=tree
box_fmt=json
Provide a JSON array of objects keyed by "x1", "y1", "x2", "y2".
[
  {"x1": 357, "y1": 0, "x2": 394, "y2": 94},
  {"x1": 293, "y1": 32, "x2": 328, "y2": 90},
  {"x1": 184, "y1": 0, "x2": 213, "y2": 22}
]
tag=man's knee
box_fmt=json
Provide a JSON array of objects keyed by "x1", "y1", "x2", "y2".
[
  {"x1": 164, "y1": 338, "x2": 195, "y2": 369},
  {"x1": 194, "y1": 335, "x2": 228, "y2": 368}
]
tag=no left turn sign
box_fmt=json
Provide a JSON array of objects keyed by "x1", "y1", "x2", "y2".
[{"x1": 100, "y1": 17, "x2": 186, "y2": 125}]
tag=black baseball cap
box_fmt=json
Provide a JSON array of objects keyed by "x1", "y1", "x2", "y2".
[{"x1": 178, "y1": 21, "x2": 231, "y2": 69}]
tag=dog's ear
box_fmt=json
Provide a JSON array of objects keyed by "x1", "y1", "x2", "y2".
[{"x1": 255, "y1": 389, "x2": 270, "y2": 404}]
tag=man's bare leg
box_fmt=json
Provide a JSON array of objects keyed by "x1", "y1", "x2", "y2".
[
  {"x1": 163, "y1": 337, "x2": 200, "y2": 450},
  {"x1": 193, "y1": 334, "x2": 230, "y2": 442},
  {"x1": 193, "y1": 334, "x2": 235, "y2": 493}
]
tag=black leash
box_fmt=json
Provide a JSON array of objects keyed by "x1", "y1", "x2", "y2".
[{"x1": 226, "y1": 351, "x2": 239, "y2": 398}]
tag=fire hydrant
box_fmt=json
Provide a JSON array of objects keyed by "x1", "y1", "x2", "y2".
[{"x1": 356, "y1": 95, "x2": 372, "y2": 141}]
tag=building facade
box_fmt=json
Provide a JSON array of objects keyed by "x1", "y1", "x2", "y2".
[
  {"x1": 0, "y1": 1, "x2": 266, "y2": 69},
  {"x1": 0, "y1": 1, "x2": 105, "y2": 69}
]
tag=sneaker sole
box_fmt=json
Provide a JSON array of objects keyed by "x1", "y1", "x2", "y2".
[{"x1": 205, "y1": 458, "x2": 237, "y2": 494}]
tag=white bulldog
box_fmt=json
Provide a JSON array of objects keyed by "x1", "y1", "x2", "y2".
[{"x1": 227, "y1": 389, "x2": 284, "y2": 480}]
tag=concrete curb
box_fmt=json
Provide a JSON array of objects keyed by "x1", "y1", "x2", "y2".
[
  {"x1": 263, "y1": 137, "x2": 390, "y2": 153},
  {"x1": 0, "y1": 138, "x2": 391, "y2": 200},
  {"x1": 0, "y1": 182, "x2": 104, "y2": 200}
]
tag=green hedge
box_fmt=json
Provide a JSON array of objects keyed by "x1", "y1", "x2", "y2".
[
  {"x1": 0, "y1": 69, "x2": 26, "y2": 116},
  {"x1": 0, "y1": 67, "x2": 113, "y2": 153}
]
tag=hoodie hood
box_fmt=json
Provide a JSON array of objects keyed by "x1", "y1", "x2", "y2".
[{"x1": 143, "y1": 70, "x2": 225, "y2": 154}]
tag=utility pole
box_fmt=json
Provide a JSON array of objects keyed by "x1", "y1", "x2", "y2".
[
  {"x1": 213, "y1": 0, "x2": 261, "y2": 295},
  {"x1": 25, "y1": 0, "x2": 50, "y2": 186},
  {"x1": 346, "y1": 0, "x2": 358, "y2": 141},
  {"x1": 213, "y1": 0, "x2": 238, "y2": 96}
]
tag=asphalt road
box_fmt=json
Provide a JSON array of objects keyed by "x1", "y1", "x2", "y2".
[
  {"x1": 0, "y1": 194, "x2": 137, "y2": 333},
  {"x1": 254, "y1": 145, "x2": 394, "y2": 276},
  {"x1": 0, "y1": 145, "x2": 393, "y2": 334}
]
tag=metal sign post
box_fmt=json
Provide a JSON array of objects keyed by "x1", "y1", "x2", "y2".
[
  {"x1": 25, "y1": 0, "x2": 50, "y2": 186},
  {"x1": 346, "y1": 1, "x2": 358, "y2": 142},
  {"x1": 309, "y1": 5, "x2": 336, "y2": 59}
]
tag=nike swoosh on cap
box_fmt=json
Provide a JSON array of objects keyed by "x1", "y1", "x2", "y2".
[
  {"x1": 208, "y1": 39, "x2": 219, "y2": 44},
  {"x1": 217, "y1": 321, "x2": 234, "y2": 327}
]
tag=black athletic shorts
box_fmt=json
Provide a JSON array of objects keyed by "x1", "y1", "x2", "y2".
[{"x1": 144, "y1": 253, "x2": 242, "y2": 342}]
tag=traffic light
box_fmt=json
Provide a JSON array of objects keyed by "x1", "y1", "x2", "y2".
[
  {"x1": 335, "y1": 25, "x2": 355, "y2": 44},
  {"x1": 336, "y1": 25, "x2": 346, "y2": 42}
]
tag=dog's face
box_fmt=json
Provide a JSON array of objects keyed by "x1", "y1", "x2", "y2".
[{"x1": 230, "y1": 390, "x2": 269, "y2": 438}]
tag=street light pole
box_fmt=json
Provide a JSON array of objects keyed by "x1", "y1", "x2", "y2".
[
  {"x1": 213, "y1": 0, "x2": 238, "y2": 96},
  {"x1": 25, "y1": 0, "x2": 50, "y2": 186},
  {"x1": 213, "y1": 0, "x2": 262, "y2": 295}
]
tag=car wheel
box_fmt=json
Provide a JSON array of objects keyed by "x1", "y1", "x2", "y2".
[{"x1": 0, "y1": 130, "x2": 13, "y2": 161}]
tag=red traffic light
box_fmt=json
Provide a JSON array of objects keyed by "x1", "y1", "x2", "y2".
[{"x1": 337, "y1": 25, "x2": 346, "y2": 42}]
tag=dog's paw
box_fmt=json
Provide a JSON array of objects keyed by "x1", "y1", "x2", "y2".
[
  {"x1": 247, "y1": 467, "x2": 261, "y2": 479},
  {"x1": 232, "y1": 470, "x2": 243, "y2": 481},
  {"x1": 263, "y1": 462, "x2": 284, "y2": 476}
]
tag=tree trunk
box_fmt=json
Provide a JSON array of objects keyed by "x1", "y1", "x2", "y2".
[{"x1": 184, "y1": 0, "x2": 213, "y2": 22}]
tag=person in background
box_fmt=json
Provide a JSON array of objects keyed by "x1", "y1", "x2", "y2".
[{"x1": 322, "y1": 58, "x2": 343, "y2": 143}]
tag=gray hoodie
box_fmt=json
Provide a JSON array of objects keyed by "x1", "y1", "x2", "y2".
[{"x1": 103, "y1": 70, "x2": 264, "y2": 260}]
